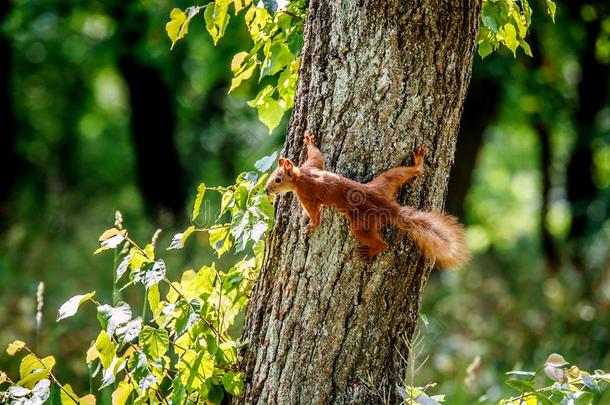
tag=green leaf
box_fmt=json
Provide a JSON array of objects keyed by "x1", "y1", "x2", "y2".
[
  {"x1": 260, "y1": 42, "x2": 293, "y2": 79},
  {"x1": 244, "y1": 7, "x2": 270, "y2": 41},
  {"x1": 506, "y1": 379, "x2": 536, "y2": 393},
  {"x1": 18, "y1": 354, "x2": 55, "y2": 389},
  {"x1": 209, "y1": 226, "x2": 232, "y2": 257},
  {"x1": 148, "y1": 283, "x2": 161, "y2": 317},
  {"x1": 170, "y1": 377, "x2": 186, "y2": 405},
  {"x1": 229, "y1": 57, "x2": 257, "y2": 93},
  {"x1": 248, "y1": 86, "x2": 286, "y2": 133},
  {"x1": 222, "y1": 371, "x2": 244, "y2": 396},
  {"x1": 127, "y1": 350, "x2": 148, "y2": 380},
  {"x1": 208, "y1": 383, "x2": 225, "y2": 404},
  {"x1": 478, "y1": 39, "x2": 493, "y2": 59},
  {"x1": 574, "y1": 391, "x2": 594, "y2": 405},
  {"x1": 95, "y1": 330, "x2": 116, "y2": 369},
  {"x1": 220, "y1": 190, "x2": 235, "y2": 215},
  {"x1": 233, "y1": 0, "x2": 251, "y2": 14},
  {"x1": 176, "y1": 350, "x2": 215, "y2": 389},
  {"x1": 111, "y1": 380, "x2": 133, "y2": 405},
  {"x1": 60, "y1": 384, "x2": 79, "y2": 405},
  {"x1": 204, "y1": 2, "x2": 230, "y2": 45},
  {"x1": 501, "y1": 23, "x2": 518, "y2": 56},
  {"x1": 139, "y1": 326, "x2": 169, "y2": 361},
  {"x1": 519, "y1": 38, "x2": 533, "y2": 57},
  {"x1": 546, "y1": 0, "x2": 556, "y2": 23},
  {"x1": 56, "y1": 292, "x2": 96, "y2": 321},
  {"x1": 166, "y1": 8, "x2": 186, "y2": 49},
  {"x1": 166, "y1": 6, "x2": 202, "y2": 50},
  {"x1": 481, "y1": 14, "x2": 498, "y2": 33},
  {"x1": 277, "y1": 57, "x2": 299, "y2": 108},
  {"x1": 192, "y1": 183, "x2": 206, "y2": 222}
]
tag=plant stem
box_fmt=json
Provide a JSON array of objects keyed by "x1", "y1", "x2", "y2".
[{"x1": 142, "y1": 289, "x2": 148, "y2": 321}]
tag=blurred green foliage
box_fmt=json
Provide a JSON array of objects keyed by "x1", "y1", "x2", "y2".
[{"x1": 0, "y1": 0, "x2": 609, "y2": 403}]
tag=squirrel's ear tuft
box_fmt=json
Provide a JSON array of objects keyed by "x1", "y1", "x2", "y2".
[
  {"x1": 278, "y1": 157, "x2": 285, "y2": 167},
  {"x1": 283, "y1": 159, "x2": 294, "y2": 171}
]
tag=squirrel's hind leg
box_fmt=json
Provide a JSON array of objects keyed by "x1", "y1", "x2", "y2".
[
  {"x1": 350, "y1": 224, "x2": 388, "y2": 258},
  {"x1": 367, "y1": 146, "x2": 425, "y2": 199}
]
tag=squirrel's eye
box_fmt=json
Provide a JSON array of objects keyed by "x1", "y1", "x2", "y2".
[{"x1": 275, "y1": 177, "x2": 282, "y2": 183}]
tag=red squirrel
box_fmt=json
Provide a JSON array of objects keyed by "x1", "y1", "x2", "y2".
[{"x1": 265, "y1": 133, "x2": 469, "y2": 268}]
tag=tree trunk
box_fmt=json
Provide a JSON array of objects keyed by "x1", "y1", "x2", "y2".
[
  {"x1": 240, "y1": 1, "x2": 481, "y2": 403},
  {"x1": 110, "y1": 3, "x2": 187, "y2": 220},
  {"x1": 446, "y1": 72, "x2": 500, "y2": 219}
]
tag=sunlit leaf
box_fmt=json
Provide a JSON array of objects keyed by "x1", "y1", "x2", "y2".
[
  {"x1": 229, "y1": 57, "x2": 257, "y2": 92},
  {"x1": 546, "y1": 0, "x2": 556, "y2": 23},
  {"x1": 7, "y1": 340, "x2": 26, "y2": 356},
  {"x1": 233, "y1": 0, "x2": 252, "y2": 14},
  {"x1": 115, "y1": 317, "x2": 143, "y2": 344},
  {"x1": 86, "y1": 343, "x2": 99, "y2": 364},
  {"x1": 192, "y1": 183, "x2": 206, "y2": 221},
  {"x1": 501, "y1": 23, "x2": 518, "y2": 56},
  {"x1": 168, "y1": 226, "x2": 196, "y2": 250},
  {"x1": 8, "y1": 385, "x2": 30, "y2": 397},
  {"x1": 18, "y1": 354, "x2": 55, "y2": 388},
  {"x1": 209, "y1": 226, "x2": 232, "y2": 258},
  {"x1": 97, "y1": 302, "x2": 132, "y2": 336},
  {"x1": 142, "y1": 260, "x2": 167, "y2": 289},
  {"x1": 57, "y1": 292, "x2": 96, "y2": 321},
  {"x1": 116, "y1": 254, "x2": 131, "y2": 281},
  {"x1": 204, "y1": 2, "x2": 230, "y2": 45},
  {"x1": 166, "y1": 7, "x2": 202, "y2": 50},
  {"x1": 254, "y1": 151, "x2": 278, "y2": 172},
  {"x1": 31, "y1": 379, "x2": 51, "y2": 403},
  {"x1": 95, "y1": 331, "x2": 116, "y2": 369},
  {"x1": 97, "y1": 228, "x2": 127, "y2": 251}
]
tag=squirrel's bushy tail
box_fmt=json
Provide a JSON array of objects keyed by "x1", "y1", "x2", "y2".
[{"x1": 394, "y1": 207, "x2": 469, "y2": 269}]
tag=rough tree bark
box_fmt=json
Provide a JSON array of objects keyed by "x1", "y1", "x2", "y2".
[{"x1": 240, "y1": 1, "x2": 481, "y2": 403}]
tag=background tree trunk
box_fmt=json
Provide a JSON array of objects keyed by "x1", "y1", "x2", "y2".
[
  {"x1": 240, "y1": 1, "x2": 481, "y2": 403},
  {"x1": 0, "y1": 1, "x2": 18, "y2": 229}
]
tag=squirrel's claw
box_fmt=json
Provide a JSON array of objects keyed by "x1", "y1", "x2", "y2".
[
  {"x1": 356, "y1": 246, "x2": 376, "y2": 260},
  {"x1": 414, "y1": 145, "x2": 425, "y2": 166}
]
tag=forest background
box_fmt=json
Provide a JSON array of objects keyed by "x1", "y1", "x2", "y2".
[{"x1": 1, "y1": 0, "x2": 610, "y2": 402}]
